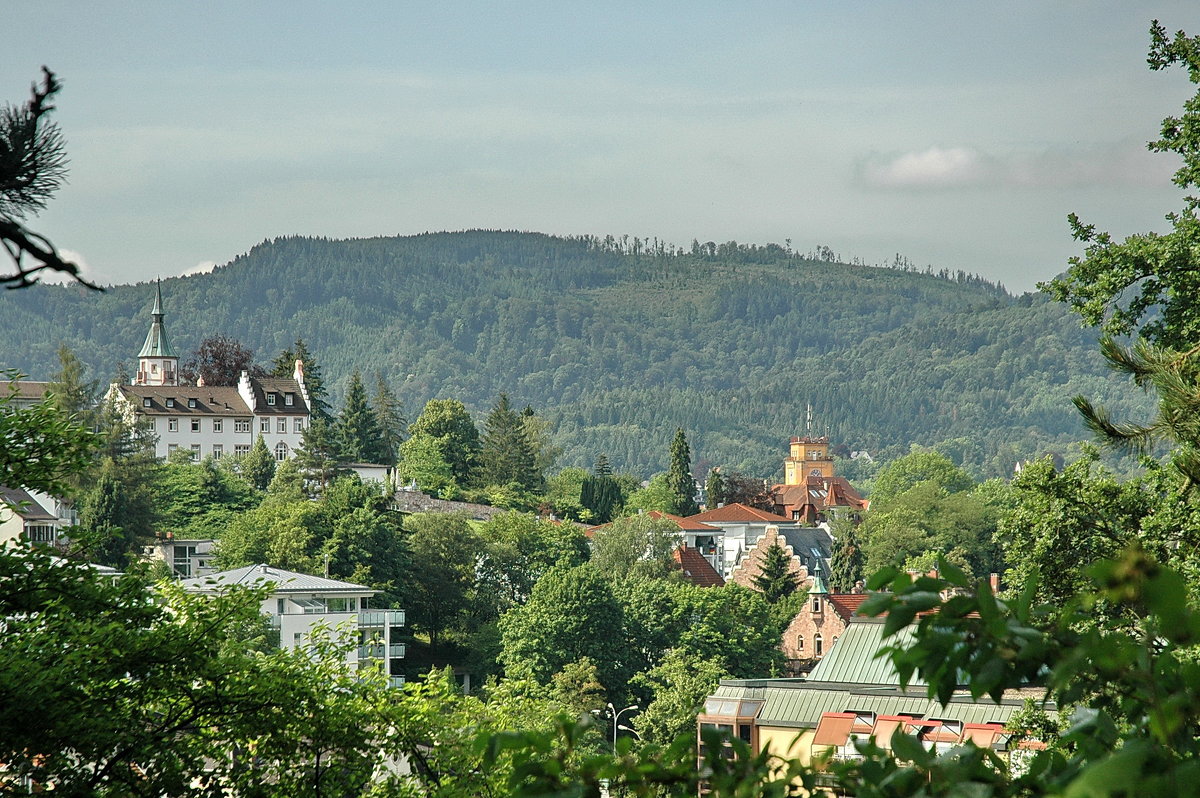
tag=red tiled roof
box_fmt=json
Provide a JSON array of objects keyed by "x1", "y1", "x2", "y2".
[
  {"x1": 587, "y1": 511, "x2": 723, "y2": 536},
  {"x1": 687, "y1": 503, "x2": 791, "y2": 523},
  {"x1": 828, "y1": 593, "x2": 870, "y2": 622},
  {"x1": 673, "y1": 545, "x2": 725, "y2": 587},
  {"x1": 646, "y1": 510, "x2": 723, "y2": 532}
]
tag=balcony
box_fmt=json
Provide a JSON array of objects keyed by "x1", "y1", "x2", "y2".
[
  {"x1": 389, "y1": 643, "x2": 406, "y2": 658},
  {"x1": 358, "y1": 642, "x2": 407, "y2": 660},
  {"x1": 358, "y1": 609, "x2": 405, "y2": 627}
]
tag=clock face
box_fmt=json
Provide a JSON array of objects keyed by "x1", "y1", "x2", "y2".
[{"x1": 810, "y1": 468, "x2": 822, "y2": 476}]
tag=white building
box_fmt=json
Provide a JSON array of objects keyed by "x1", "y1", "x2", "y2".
[
  {"x1": 0, "y1": 485, "x2": 70, "y2": 547},
  {"x1": 107, "y1": 283, "x2": 312, "y2": 462},
  {"x1": 180, "y1": 563, "x2": 406, "y2": 686}
]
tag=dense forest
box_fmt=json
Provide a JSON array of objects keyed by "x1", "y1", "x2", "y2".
[{"x1": 0, "y1": 231, "x2": 1150, "y2": 478}]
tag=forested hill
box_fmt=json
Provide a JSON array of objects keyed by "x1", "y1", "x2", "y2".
[{"x1": 0, "y1": 231, "x2": 1149, "y2": 478}]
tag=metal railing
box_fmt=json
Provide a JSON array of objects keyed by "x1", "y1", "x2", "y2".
[{"x1": 358, "y1": 609, "x2": 405, "y2": 627}]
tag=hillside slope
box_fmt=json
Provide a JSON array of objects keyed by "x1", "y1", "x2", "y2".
[{"x1": 0, "y1": 231, "x2": 1147, "y2": 478}]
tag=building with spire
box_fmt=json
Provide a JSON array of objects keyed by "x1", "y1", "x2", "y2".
[
  {"x1": 108, "y1": 285, "x2": 311, "y2": 462},
  {"x1": 135, "y1": 281, "x2": 179, "y2": 387},
  {"x1": 771, "y1": 407, "x2": 867, "y2": 524}
]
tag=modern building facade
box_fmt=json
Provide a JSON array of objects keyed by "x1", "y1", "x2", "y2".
[{"x1": 180, "y1": 563, "x2": 406, "y2": 686}]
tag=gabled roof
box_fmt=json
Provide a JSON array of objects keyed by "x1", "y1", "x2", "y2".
[
  {"x1": 673, "y1": 545, "x2": 726, "y2": 587},
  {"x1": 248, "y1": 377, "x2": 309, "y2": 415},
  {"x1": 10, "y1": 381, "x2": 50, "y2": 401},
  {"x1": 806, "y1": 619, "x2": 924, "y2": 686},
  {"x1": 120, "y1": 385, "x2": 251, "y2": 416},
  {"x1": 0, "y1": 486, "x2": 56, "y2": 520},
  {"x1": 586, "y1": 510, "x2": 722, "y2": 537},
  {"x1": 688, "y1": 503, "x2": 792, "y2": 524},
  {"x1": 180, "y1": 563, "x2": 375, "y2": 595}
]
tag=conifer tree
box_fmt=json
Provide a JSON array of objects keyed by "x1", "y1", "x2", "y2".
[
  {"x1": 241, "y1": 435, "x2": 276, "y2": 491},
  {"x1": 580, "y1": 453, "x2": 623, "y2": 524},
  {"x1": 480, "y1": 393, "x2": 537, "y2": 490},
  {"x1": 371, "y1": 371, "x2": 406, "y2": 467},
  {"x1": 704, "y1": 467, "x2": 725, "y2": 510},
  {"x1": 666, "y1": 427, "x2": 698, "y2": 516},
  {"x1": 752, "y1": 542, "x2": 798, "y2": 602},
  {"x1": 337, "y1": 370, "x2": 385, "y2": 463},
  {"x1": 828, "y1": 520, "x2": 865, "y2": 592},
  {"x1": 47, "y1": 344, "x2": 97, "y2": 429},
  {"x1": 294, "y1": 417, "x2": 343, "y2": 491}
]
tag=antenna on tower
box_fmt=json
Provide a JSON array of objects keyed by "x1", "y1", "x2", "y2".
[{"x1": 805, "y1": 404, "x2": 813, "y2": 438}]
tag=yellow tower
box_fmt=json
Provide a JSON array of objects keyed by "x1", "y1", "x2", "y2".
[{"x1": 782, "y1": 405, "x2": 834, "y2": 484}]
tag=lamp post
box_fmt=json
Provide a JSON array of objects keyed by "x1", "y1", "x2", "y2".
[{"x1": 592, "y1": 702, "x2": 638, "y2": 748}]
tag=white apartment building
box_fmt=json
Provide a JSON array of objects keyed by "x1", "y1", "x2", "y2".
[
  {"x1": 0, "y1": 485, "x2": 70, "y2": 547},
  {"x1": 180, "y1": 563, "x2": 406, "y2": 686},
  {"x1": 106, "y1": 283, "x2": 311, "y2": 462}
]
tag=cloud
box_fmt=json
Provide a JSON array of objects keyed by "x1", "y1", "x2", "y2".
[
  {"x1": 38, "y1": 249, "x2": 101, "y2": 286},
  {"x1": 180, "y1": 260, "x2": 217, "y2": 276},
  {"x1": 862, "y1": 146, "x2": 989, "y2": 189},
  {"x1": 860, "y1": 139, "x2": 1176, "y2": 191}
]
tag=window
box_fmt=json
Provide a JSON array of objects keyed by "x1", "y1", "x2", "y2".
[
  {"x1": 190, "y1": 418, "x2": 200, "y2": 432},
  {"x1": 815, "y1": 633, "x2": 824, "y2": 657},
  {"x1": 285, "y1": 393, "x2": 294, "y2": 406},
  {"x1": 212, "y1": 418, "x2": 222, "y2": 433},
  {"x1": 234, "y1": 419, "x2": 250, "y2": 433},
  {"x1": 168, "y1": 443, "x2": 179, "y2": 455},
  {"x1": 187, "y1": 398, "x2": 197, "y2": 408},
  {"x1": 812, "y1": 594, "x2": 823, "y2": 613},
  {"x1": 267, "y1": 393, "x2": 276, "y2": 406},
  {"x1": 797, "y1": 635, "x2": 804, "y2": 651},
  {"x1": 294, "y1": 417, "x2": 304, "y2": 433},
  {"x1": 277, "y1": 418, "x2": 287, "y2": 434},
  {"x1": 275, "y1": 442, "x2": 289, "y2": 461},
  {"x1": 260, "y1": 419, "x2": 270, "y2": 433},
  {"x1": 212, "y1": 444, "x2": 223, "y2": 459},
  {"x1": 235, "y1": 444, "x2": 250, "y2": 456},
  {"x1": 190, "y1": 444, "x2": 201, "y2": 461},
  {"x1": 165, "y1": 397, "x2": 174, "y2": 407},
  {"x1": 277, "y1": 599, "x2": 286, "y2": 615},
  {"x1": 152, "y1": 364, "x2": 159, "y2": 374},
  {"x1": 25, "y1": 525, "x2": 55, "y2": 543},
  {"x1": 142, "y1": 397, "x2": 151, "y2": 407},
  {"x1": 168, "y1": 418, "x2": 179, "y2": 432}
]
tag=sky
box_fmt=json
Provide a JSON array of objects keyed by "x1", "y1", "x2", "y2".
[{"x1": 4, "y1": 1, "x2": 1199, "y2": 292}]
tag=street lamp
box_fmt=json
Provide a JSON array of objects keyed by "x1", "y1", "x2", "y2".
[{"x1": 591, "y1": 702, "x2": 638, "y2": 748}]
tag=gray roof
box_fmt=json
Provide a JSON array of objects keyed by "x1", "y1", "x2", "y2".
[
  {"x1": 0, "y1": 486, "x2": 56, "y2": 520},
  {"x1": 778, "y1": 526, "x2": 834, "y2": 575},
  {"x1": 806, "y1": 619, "x2": 924, "y2": 686},
  {"x1": 180, "y1": 563, "x2": 375, "y2": 595},
  {"x1": 711, "y1": 679, "x2": 1034, "y2": 729},
  {"x1": 120, "y1": 385, "x2": 251, "y2": 416}
]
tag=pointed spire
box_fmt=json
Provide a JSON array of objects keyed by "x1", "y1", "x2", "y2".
[
  {"x1": 808, "y1": 566, "x2": 829, "y2": 595},
  {"x1": 138, "y1": 280, "x2": 179, "y2": 359}
]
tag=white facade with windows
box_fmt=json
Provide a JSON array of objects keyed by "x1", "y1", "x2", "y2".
[
  {"x1": 181, "y1": 564, "x2": 406, "y2": 686},
  {"x1": 106, "y1": 284, "x2": 312, "y2": 461}
]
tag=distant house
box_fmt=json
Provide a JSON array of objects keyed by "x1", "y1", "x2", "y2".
[
  {"x1": 771, "y1": 434, "x2": 867, "y2": 523},
  {"x1": 106, "y1": 283, "x2": 312, "y2": 463},
  {"x1": 722, "y1": 521, "x2": 834, "y2": 590},
  {"x1": 0, "y1": 486, "x2": 68, "y2": 548},
  {"x1": 684, "y1": 503, "x2": 805, "y2": 575},
  {"x1": 180, "y1": 563, "x2": 406, "y2": 686},
  {"x1": 781, "y1": 576, "x2": 869, "y2": 669},
  {"x1": 698, "y1": 619, "x2": 1049, "y2": 781},
  {"x1": 144, "y1": 536, "x2": 217, "y2": 579},
  {"x1": 587, "y1": 509, "x2": 726, "y2": 581}
]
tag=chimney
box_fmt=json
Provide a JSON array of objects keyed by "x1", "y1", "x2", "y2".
[
  {"x1": 989, "y1": 572, "x2": 1000, "y2": 593},
  {"x1": 294, "y1": 358, "x2": 305, "y2": 384}
]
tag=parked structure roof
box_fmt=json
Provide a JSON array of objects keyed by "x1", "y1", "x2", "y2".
[{"x1": 180, "y1": 563, "x2": 375, "y2": 595}]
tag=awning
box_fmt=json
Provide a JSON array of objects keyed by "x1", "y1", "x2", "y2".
[
  {"x1": 812, "y1": 713, "x2": 857, "y2": 746},
  {"x1": 962, "y1": 723, "x2": 1004, "y2": 748},
  {"x1": 869, "y1": 716, "x2": 907, "y2": 748}
]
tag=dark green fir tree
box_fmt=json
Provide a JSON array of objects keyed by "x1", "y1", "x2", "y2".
[
  {"x1": 666, "y1": 427, "x2": 698, "y2": 516},
  {"x1": 752, "y1": 542, "x2": 799, "y2": 602}
]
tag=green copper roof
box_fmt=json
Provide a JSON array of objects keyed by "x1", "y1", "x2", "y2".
[
  {"x1": 806, "y1": 620, "x2": 924, "y2": 686},
  {"x1": 138, "y1": 282, "x2": 178, "y2": 359}
]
